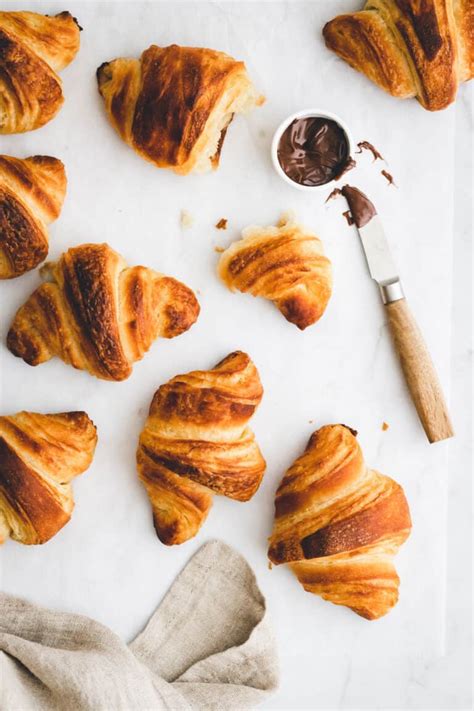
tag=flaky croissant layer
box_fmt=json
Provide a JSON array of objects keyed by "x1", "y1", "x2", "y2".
[
  {"x1": 268, "y1": 424, "x2": 412, "y2": 620},
  {"x1": 0, "y1": 154, "x2": 67, "y2": 278},
  {"x1": 323, "y1": 0, "x2": 473, "y2": 111},
  {"x1": 7, "y1": 243, "x2": 200, "y2": 380},
  {"x1": 219, "y1": 214, "x2": 333, "y2": 330},
  {"x1": 0, "y1": 411, "x2": 97, "y2": 545},
  {"x1": 137, "y1": 351, "x2": 266, "y2": 545},
  {"x1": 97, "y1": 43, "x2": 264, "y2": 174},
  {"x1": 0, "y1": 11, "x2": 80, "y2": 133}
]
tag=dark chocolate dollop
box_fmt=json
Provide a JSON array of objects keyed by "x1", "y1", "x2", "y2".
[
  {"x1": 341, "y1": 185, "x2": 377, "y2": 228},
  {"x1": 277, "y1": 117, "x2": 352, "y2": 187}
]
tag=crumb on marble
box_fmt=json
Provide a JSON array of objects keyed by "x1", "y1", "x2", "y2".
[
  {"x1": 214, "y1": 246, "x2": 225, "y2": 253},
  {"x1": 268, "y1": 561, "x2": 273, "y2": 570},
  {"x1": 278, "y1": 209, "x2": 296, "y2": 227},
  {"x1": 180, "y1": 210, "x2": 193, "y2": 228},
  {"x1": 215, "y1": 218, "x2": 228, "y2": 230},
  {"x1": 382, "y1": 421, "x2": 389, "y2": 431}
]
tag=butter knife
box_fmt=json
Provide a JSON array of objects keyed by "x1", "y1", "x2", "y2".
[{"x1": 340, "y1": 185, "x2": 454, "y2": 444}]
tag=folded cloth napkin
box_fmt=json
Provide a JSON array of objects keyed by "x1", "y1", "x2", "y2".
[{"x1": 0, "y1": 540, "x2": 278, "y2": 710}]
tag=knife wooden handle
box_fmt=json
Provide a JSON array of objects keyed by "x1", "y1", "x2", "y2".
[{"x1": 385, "y1": 298, "x2": 454, "y2": 443}]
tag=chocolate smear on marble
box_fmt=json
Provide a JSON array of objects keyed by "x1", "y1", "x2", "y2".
[
  {"x1": 325, "y1": 187, "x2": 342, "y2": 203},
  {"x1": 325, "y1": 187, "x2": 353, "y2": 223},
  {"x1": 356, "y1": 140, "x2": 384, "y2": 161},
  {"x1": 381, "y1": 169, "x2": 397, "y2": 187}
]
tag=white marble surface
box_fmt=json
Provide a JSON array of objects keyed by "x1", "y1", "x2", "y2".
[{"x1": 0, "y1": 2, "x2": 472, "y2": 709}]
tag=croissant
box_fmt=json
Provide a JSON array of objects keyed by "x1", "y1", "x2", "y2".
[
  {"x1": 0, "y1": 411, "x2": 97, "y2": 545},
  {"x1": 7, "y1": 243, "x2": 200, "y2": 381},
  {"x1": 0, "y1": 155, "x2": 66, "y2": 278},
  {"x1": 0, "y1": 10, "x2": 80, "y2": 133},
  {"x1": 218, "y1": 214, "x2": 333, "y2": 330},
  {"x1": 323, "y1": 0, "x2": 473, "y2": 111},
  {"x1": 97, "y1": 44, "x2": 264, "y2": 174},
  {"x1": 137, "y1": 351, "x2": 266, "y2": 545},
  {"x1": 268, "y1": 424, "x2": 412, "y2": 620}
]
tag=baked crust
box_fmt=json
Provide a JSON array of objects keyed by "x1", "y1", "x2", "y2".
[
  {"x1": 97, "y1": 44, "x2": 264, "y2": 173},
  {"x1": 323, "y1": 0, "x2": 473, "y2": 110},
  {"x1": 0, "y1": 411, "x2": 97, "y2": 545},
  {"x1": 0, "y1": 11, "x2": 80, "y2": 133},
  {"x1": 7, "y1": 243, "x2": 200, "y2": 380},
  {"x1": 0, "y1": 155, "x2": 66, "y2": 278},
  {"x1": 137, "y1": 351, "x2": 266, "y2": 545},
  {"x1": 218, "y1": 214, "x2": 332, "y2": 330},
  {"x1": 268, "y1": 424, "x2": 412, "y2": 620}
]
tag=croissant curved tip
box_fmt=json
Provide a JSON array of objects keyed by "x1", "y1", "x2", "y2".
[
  {"x1": 96, "y1": 61, "x2": 112, "y2": 86},
  {"x1": 6, "y1": 327, "x2": 41, "y2": 365},
  {"x1": 54, "y1": 11, "x2": 83, "y2": 31},
  {"x1": 153, "y1": 516, "x2": 195, "y2": 546},
  {"x1": 339, "y1": 424, "x2": 358, "y2": 437},
  {"x1": 60, "y1": 410, "x2": 97, "y2": 432}
]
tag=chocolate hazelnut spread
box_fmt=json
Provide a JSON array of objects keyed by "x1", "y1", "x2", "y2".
[
  {"x1": 325, "y1": 184, "x2": 377, "y2": 228},
  {"x1": 356, "y1": 140, "x2": 384, "y2": 161},
  {"x1": 342, "y1": 209, "x2": 354, "y2": 226},
  {"x1": 381, "y1": 169, "x2": 396, "y2": 186},
  {"x1": 341, "y1": 185, "x2": 377, "y2": 228},
  {"x1": 277, "y1": 117, "x2": 353, "y2": 186}
]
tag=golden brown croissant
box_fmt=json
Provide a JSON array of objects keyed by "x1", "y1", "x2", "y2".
[
  {"x1": 0, "y1": 10, "x2": 80, "y2": 133},
  {"x1": 323, "y1": 0, "x2": 473, "y2": 111},
  {"x1": 0, "y1": 410, "x2": 97, "y2": 545},
  {"x1": 268, "y1": 424, "x2": 412, "y2": 620},
  {"x1": 218, "y1": 214, "x2": 333, "y2": 330},
  {"x1": 0, "y1": 154, "x2": 66, "y2": 278},
  {"x1": 7, "y1": 243, "x2": 200, "y2": 381},
  {"x1": 96, "y1": 44, "x2": 264, "y2": 174},
  {"x1": 137, "y1": 351, "x2": 266, "y2": 545}
]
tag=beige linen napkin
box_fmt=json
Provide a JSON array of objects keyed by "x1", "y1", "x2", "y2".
[{"x1": 0, "y1": 540, "x2": 278, "y2": 710}]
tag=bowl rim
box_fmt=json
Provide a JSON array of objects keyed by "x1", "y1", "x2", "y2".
[{"x1": 270, "y1": 108, "x2": 356, "y2": 193}]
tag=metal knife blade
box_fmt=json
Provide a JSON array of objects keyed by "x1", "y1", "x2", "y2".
[
  {"x1": 341, "y1": 187, "x2": 453, "y2": 442},
  {"x1": 357, "y1": 215, "x2": 399, "y2": 287}
]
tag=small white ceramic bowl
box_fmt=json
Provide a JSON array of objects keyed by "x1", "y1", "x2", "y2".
[{"x1": 271, "y1": 108, "x2": 355, "y2": 193}]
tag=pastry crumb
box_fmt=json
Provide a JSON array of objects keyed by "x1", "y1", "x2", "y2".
[
  {"x1": 382, "y1": 421, "x2": 389, "y2": 431},
  {"x1": 215, "y1": 218, "x2": 227, "y2": 230},
  {"x1": 268, "y1": 561, "x2": 273, "y2": 570},
  {"x1": 308, "y1": 420, "x2": 314, "y2": 424},
  {"x1": 278, "y1": 209, "x2": 296, "y2": 227},
  {"x1": 214, "y1": 246, "x2": 225, "y2": 253},
  {"x1": 180, "y1": 210, "x2": 193, "y2": 228}
]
